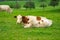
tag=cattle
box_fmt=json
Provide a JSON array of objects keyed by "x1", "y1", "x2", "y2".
[
  {"x1": 14, "y1": 15, "x2": 52, "y2": 28},
  {"x1": 0, "y1": 5, "x2": 12, "y2": 13}
]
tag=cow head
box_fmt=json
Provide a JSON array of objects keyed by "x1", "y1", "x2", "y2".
[{"x1": 15, "y1": 15, "x2": 22, "y2": 24}]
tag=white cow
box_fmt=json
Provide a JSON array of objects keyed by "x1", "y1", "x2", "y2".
[
  {"x1": 0, "y1": 5, "x2": 12, "y2": 13},
  {"x1": 14, "y1": 15, "x2": 52, "y2": 28}
]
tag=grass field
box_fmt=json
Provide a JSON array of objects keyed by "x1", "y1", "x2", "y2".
[{"x1": 0, "y1": 8, "x2": 60, "y2": 40}]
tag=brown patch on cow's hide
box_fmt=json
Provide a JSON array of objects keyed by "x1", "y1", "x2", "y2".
[
  {"x1": 36, "y1": 16, "x2": 41, "y2": 21},
  {"x1": 38, "y1": 22, "x2": 40, "y2": 24},
  {"x1": 42, "y1": 20, "x2": 44, "y2": 22},
  {"x1": 22, "y1": 16, "x2": 29, "y2": 24}
]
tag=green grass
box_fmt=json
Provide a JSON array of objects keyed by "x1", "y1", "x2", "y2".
[{"x1": 0, "y1": 8, "x2": 60, "y2": 40}]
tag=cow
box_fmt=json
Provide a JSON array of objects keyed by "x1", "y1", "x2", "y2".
[
  {"x1": 0, "y1": 5, "x2": 12, "y2": 13},
  {"x1": 14, "y1": 15, "x2": 52, "y2": 28}
]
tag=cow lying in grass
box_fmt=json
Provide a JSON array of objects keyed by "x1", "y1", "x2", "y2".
[
  {"x1": 0, "y1": 5, "x2": 12, "y2": 13},
  {"x1": 14, "y1": 15, "x2": 52, "y2": 28}
]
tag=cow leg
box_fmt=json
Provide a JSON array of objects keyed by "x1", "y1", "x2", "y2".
[{"x1": 24, "y1": 23, "x2": 32, "y2": 28}]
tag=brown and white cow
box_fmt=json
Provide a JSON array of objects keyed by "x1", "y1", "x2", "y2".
[
  {"x1": 14, "y1": 15, "x2": 52, "y2": 28},
  {"x1": 0, "y1": 5, "x2": 12, "y2": 13}
]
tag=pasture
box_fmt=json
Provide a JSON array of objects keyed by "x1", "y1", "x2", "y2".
[{"x1": 0, "y1": 8, "x2": 60, "y2": 40}]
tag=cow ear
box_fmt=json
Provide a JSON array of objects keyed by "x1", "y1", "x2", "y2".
[{"x1": 14, "y1": 16, "x2": 17, "y2": 18}]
